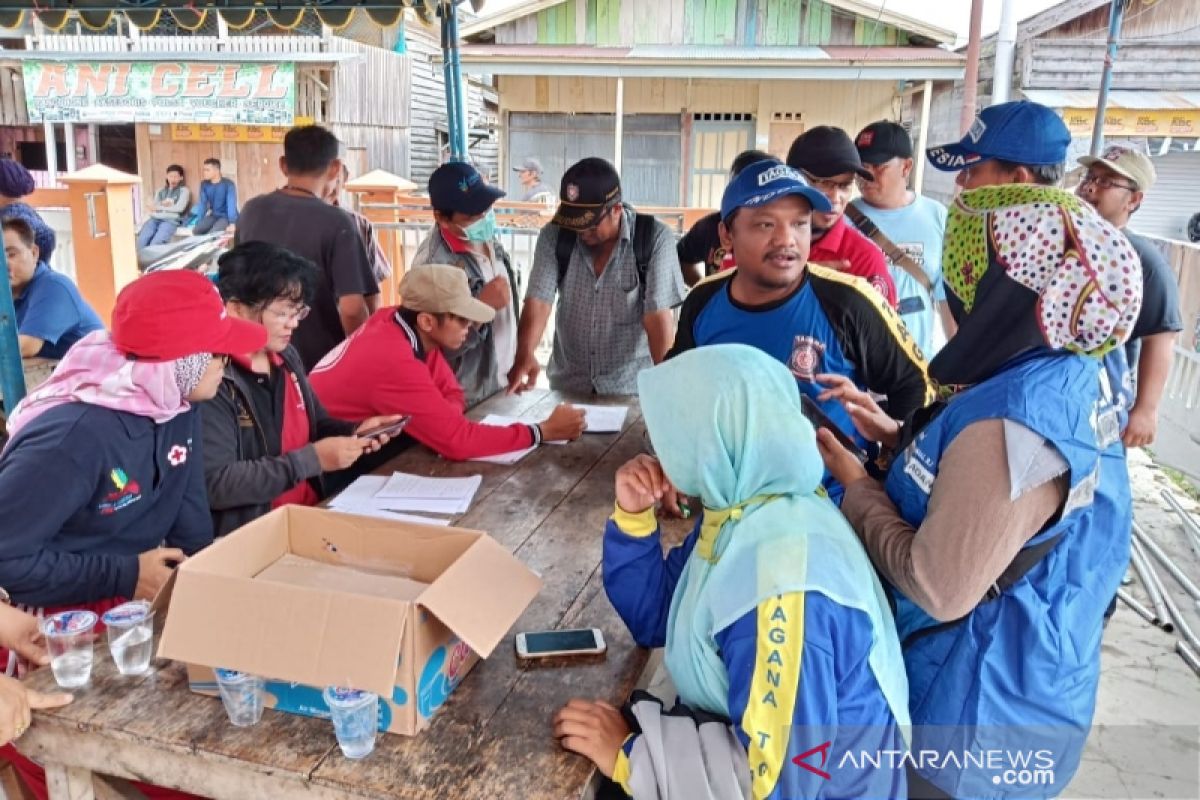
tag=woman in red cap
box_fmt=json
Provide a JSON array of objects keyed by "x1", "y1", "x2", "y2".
[{"x1": 0, "y1": 270, "x2": 265, "y2": 799}]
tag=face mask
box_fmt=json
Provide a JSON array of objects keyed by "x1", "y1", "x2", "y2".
[{"x1": 463, "y1": 210, "x2": 497, "y2": 242}]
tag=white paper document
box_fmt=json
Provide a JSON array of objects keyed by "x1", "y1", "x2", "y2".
[
  {"x1": 478, "y1": 412, "x2": 565, "y2": 447},
  {"x1": 576, "y1": 404, "x2": 629, "y2": 433},
  {"x1": 372, "y1": 472, "x2": 483, "y2": 514},
  {"x1": 469, "y1": 446, "x2": 536, "y2": 465},
  {"x1": 326, "y1": 476, "x2": 454, "y2": 525}
]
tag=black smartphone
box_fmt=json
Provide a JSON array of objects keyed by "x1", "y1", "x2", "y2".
[
  {"x1": 800, "y1": 395, "x2": 868, "y2": 464},
  {"x1": 356, "y1": 416, "x2": 412, "y2": 441}
]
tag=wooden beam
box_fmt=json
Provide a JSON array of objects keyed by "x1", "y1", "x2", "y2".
[
  {"x1": 460, "y1": 0, "x2": 571, "y2": 38},
  {"x1": 820, "y1": 0, "x2": 956, "y2": 44}
]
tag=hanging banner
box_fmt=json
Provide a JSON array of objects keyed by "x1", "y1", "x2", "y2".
[
  {"x1": 21, "y1": 61, "x2": 295, "y2": 125},
  {"x1": 1063, "y1": 107, "x2": 1200, "y2": 138}
]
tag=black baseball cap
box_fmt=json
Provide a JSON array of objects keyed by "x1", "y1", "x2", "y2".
[
  {"x1": 428, "y1": 161, "x2": 505, "y2": 216},
  {"x1": 855, "y1": 121, "x2": 914, "y2": 164},
  {"x1": 551, "y1": 157, "x2": 622, "y2": 231},
  {"x1": 786, "y1": 126, "x2": 873, "y2": 181}
]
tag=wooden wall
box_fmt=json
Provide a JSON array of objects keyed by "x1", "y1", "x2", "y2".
[
  {"x1": 1046, "y1": 0, "x2": 1200, "y2": 40},
  {"x1": 0, "y1": 65, "x2": 27, "y2": 126},
  {"x1": 133, "y1": 124, "x2": 284, "y2": 218},
  {"x1": 495, "y1": 0, "x2": 907, "y2": 47},
  {"x1": 497, "y1": 75, "x2": 895, "y2": 136},
  {"x1": 1021, "y1": 38, "x2": 1200, "y2": 91}
]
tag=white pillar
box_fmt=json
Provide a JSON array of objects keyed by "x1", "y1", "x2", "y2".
[
  {"x1": 42, "y1": 122, "x2": 57, "y2": 185},
  {"x1": 614, "y1": 77, "x2": 624, "y2": 174},
  {"x1": 63, "y1": 122, "x2": 77, "y2": 173},
  {"x1": 992, "y1": 0, "x2": 1019, "y2": 104},
  {"x1": 913, "y1": 80, "x2": 933, "y2": 194},
  {"x1": 86, "y1": 124, "x2": 99, "y2": 167}
]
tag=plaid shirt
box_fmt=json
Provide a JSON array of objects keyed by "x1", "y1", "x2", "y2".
[{"x1": 525, "y1": 206, "x2": 685, "y2": 395}]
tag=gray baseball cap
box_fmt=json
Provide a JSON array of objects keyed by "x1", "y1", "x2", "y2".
[{"x1": 512, "y1": 158, "x2": 543, "y2": 174}]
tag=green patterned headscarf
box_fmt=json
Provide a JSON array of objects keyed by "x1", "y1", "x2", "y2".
[{"x1": 929, "y1": 184, "x2": 1142, "y2": 390}]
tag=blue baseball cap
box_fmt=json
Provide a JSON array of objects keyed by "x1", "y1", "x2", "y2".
[
  {"x1": 720, "y1": 159, "x2": 832, "y2": 221},
  {"x1": 428, "y1": 161, "x2": 505, "y2": 216},
  {"x1": 926, "y1": 100, "x2": 1071, "y2": 172}
]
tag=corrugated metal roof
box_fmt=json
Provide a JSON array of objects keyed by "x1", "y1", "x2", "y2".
[
  {"x1": 1023, "y1": 89, "x2": 1200, "y2": 110},
  {"x1": 458, "y1": 43, "x2": 961, "y2": 65}
]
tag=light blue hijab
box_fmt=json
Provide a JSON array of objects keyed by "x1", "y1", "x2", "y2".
[{"x1": 639, "y1": 344, "x2": 909, "y2": 728}]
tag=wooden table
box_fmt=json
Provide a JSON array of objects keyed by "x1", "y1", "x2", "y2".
[{"x1": 16, "y1": 390, "x2": 659, "y2": 799}]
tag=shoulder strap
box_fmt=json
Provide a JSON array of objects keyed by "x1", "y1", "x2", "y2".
[
  {"x1": 844, "y1": 203, "x2": 934, "y2": 294},
  {"x1": 632, "y1": 213, "x2": 656, "y2": 291},
  {"x1": 555, "y1": 226, "x2": 577, "y2": 288}
]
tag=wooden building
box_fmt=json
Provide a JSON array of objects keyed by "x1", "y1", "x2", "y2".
[
  {"x1": 0, "y1": 8, "x2": 498, "y2": 204},
  {"x1": 458, "y1": 0, "x2": 963, "y2": 209},
  {"x1": 923, "y1": 0, "x2": 1200, "y2": 241}
]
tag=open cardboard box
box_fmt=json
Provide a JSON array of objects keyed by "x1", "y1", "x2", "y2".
[{"x1": 157, "y1": 505, "x2": 541, "y2": 735}]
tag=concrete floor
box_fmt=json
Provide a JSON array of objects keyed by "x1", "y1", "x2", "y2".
[{"x1": 1068, "y1": 448, "x2": 1200, "y2": 799}]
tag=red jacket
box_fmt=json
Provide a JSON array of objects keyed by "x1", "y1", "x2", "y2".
[
  {"x1": 309, "y1": 309, "x2": 540, "y2": 461},
  {"x1": 809, "y1": 216, "x2": 897, "y2": 307}
]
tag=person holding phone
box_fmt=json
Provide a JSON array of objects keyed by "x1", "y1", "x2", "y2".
[
  {"x1": 554, "y1": 344, "x2": 908, "y2": 799},
  {"x1": 817, "y1": 101, "x2": 1143, "y2": 800},
  {"x1": 201, "y1": 242, "x2": 402, "y2": 537}
]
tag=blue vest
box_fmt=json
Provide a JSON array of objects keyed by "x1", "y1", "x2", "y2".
[{"x1": 885, "y1": 351, "x2": 1126, "y2": 798}]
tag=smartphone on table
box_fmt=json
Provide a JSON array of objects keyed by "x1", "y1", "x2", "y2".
[
  {"x1": 515, "y1": 628, "x2": 607, "y2": 661},
  {"x1": 356, "y1": 415, "x2": 412, "y2": 441},
  {"x1": 800, "y1": 395, "x2": 868, "y2": 464}
]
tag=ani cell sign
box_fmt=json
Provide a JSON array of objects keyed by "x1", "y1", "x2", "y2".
[{"x1": 21, "y1": 61, "x2": 295, "y2": 125}]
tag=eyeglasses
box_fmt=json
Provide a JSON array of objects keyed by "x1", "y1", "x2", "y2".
[
  {"x1": 582, "y1": 203, "x2": 619, "y2": 232},
  {"x1": 1079, "y1": 173, "x2": 1138, "y2": 192},
  {"x1": 800, "y1": 170, "x2": 855, "y2": 195},
  {"x1": 261, "y1": 303, "x2": 311, "y2": 322}
]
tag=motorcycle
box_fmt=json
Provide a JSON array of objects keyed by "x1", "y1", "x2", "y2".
[{"x1": 138, "y1": 230, "x2": 232, "y2": 275}]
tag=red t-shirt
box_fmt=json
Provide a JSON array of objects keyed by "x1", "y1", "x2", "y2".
[
  {"x1": 309, "y1": 309, "x2": 537, "y2": 461},
  {"x1": 808, "y1": 217, "x2": 897, "y2": 307}
]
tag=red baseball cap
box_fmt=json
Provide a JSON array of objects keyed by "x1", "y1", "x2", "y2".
[{"x1": 111, "y1": 271, "x2": 267, "y2": 361}]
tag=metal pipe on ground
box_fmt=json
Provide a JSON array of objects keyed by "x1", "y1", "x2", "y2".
[
  {"x1": 1132, "y1": 521, "x2": 1200, "y2": 604},
  {"x1": 1140, "y1": 541, "x2": 1200, "y2": 653},
  {"x1": 1116, "y1": 588, "x2": 1158, "y2": 627},
  {"x1": 1178, "y1": 641, "x2": 1200, "y2": 678},
  {"x1": 1130, "y1": 541, "x2": 1173, "y2": 631},
  {"x1": 1160, "y1": 489, "x2": 1200, "y2": 556}
]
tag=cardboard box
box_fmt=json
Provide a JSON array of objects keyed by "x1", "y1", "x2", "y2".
[{"x1": 157, "y1": 505, "x2": 541, "y2": 735}]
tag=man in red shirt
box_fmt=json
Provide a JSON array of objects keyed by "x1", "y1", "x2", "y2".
[
  {"x1": 786, "y1": 126, "x2": 897, "y2": 307},
  {"x1": 310, "y1": 265, "x2": 585, "y2": 461}
]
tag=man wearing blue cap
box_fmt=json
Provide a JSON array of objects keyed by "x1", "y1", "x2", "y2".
[
  {"x1": 667, "y1": 158, "x2": 931, "y2": 502},
  {"x1": 926, "y1": 99, "x2": 1068, "y2": 189},
  {"x1": 413, "y1": 162, "x2": 519, "y2": 406}
]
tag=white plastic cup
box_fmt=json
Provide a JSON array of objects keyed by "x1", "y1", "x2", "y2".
[
  {"x1": 214, "y1": 669, "x2": 265, "y2": 727},
  {"x1": 101, "y1": 601, "x2": 155, "y2": 676},
  {"x1": 42, "y1": 610, "x2": 98, "y2": 688},
  {"x1": 323, "y1": 686, "x2": 379, "y2": 759}
]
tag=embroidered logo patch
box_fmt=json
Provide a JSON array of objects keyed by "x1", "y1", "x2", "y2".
[
  {"x1": 904, "y1": 454, "x2": 935, "y2": 495},
  {"x1": 98, "y1": 467, "x2": 142, "y2": 515},
  {"x1": 787, "y1": 335, "x2": 825, "y2": 382},
  {"x1": 967, "y1": 115, "x2": 987, "y2": 143},
  {"x1": 167, "y1": 445, "x2": 188, "y2": 467},
  {"x1": 565, "y1": 183, "x2": 580, "y2": 202}
]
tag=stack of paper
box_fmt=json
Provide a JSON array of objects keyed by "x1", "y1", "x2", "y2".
[
  {"x1": 326, "y1": 475, "x2": 452, "y2": 525},
  {"x1": 373, "y1": 472, "x2": 483, "y2": 514},
  {"x1": 576, "y1": 404, "x2": 629, "y2": 433}
]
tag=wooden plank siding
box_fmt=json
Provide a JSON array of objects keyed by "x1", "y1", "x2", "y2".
[
  {"x1": 1022, "y1": 38, "x2": 1200, "y2": 90},
  {"x1": 1045, "y1": 0, "x2": 1200, "y2": 40}
]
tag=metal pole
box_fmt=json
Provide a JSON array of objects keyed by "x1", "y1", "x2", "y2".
[
  {"x1": 1161, "y1": 489, "x2": 1200, "y2": 556},
  {"x1": 63, "y1": 122, "x2": 77, "y2": 173},
  {"x1": 0, "y1": 243, "x2": 23, "y2": 414},
  {"x1": 1116, "y1": 588, "x2": 1158, "y2": 627},
  {"x1": 43, "y1": 121, "x2": 57, "y2": 184},
  {"x1": 992, "y1": 0, "x2": 1019, "y2": 105},
  {"x1": 441, "y1": 1, "x2": 469, "y2": 163},
  {"x1": 1130, "y1": 541, "x2": 1172, "y2": 631},
  {"x1": 1133, "y1": 520, "x2": 1200, "y2": 603},
  {"x1": 960, "y1": 0, "x2": 984, "y2": 135},
  {"x1": 1090, "y1": 0, "x2": 1128, "y2": 156},
  {"x1": 913, "y1": 80, "x2": 933, "y2": 193},
  {"x1": 1178, "y1": 640, "x2": 1200, "y2": 678},
  {"x1": 614, "y1": 77, "x2": 625, "y2": 175}
]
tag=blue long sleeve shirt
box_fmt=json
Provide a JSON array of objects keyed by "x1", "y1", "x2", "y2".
[
  {"x1": 0, "y1": 404, "x2": 213, "y2": 607},
  {"x1": 604, "y1": 510, "x2": 905, "y2": 799},
  {"x1": 193, "y1": 177, "x2": 238, "y2": 223}
]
